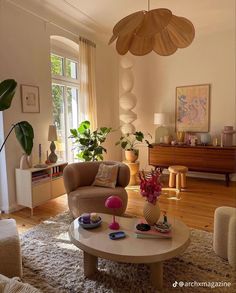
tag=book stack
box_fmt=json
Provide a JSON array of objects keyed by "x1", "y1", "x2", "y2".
[
  {"x1": 135, "y1": 221, "x2": 172, "y2": 239},
  {"x1": 32, "y1": 171, "x2": 50, "y2": 183}
]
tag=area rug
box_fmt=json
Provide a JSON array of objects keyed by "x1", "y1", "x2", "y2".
[{"x1": 20, "y1": 212, "x2": 235, "y2": 293}]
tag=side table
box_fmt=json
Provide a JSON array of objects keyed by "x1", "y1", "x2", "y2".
[{"x1": 123, "y1": 161, "x2": 140, "y2": 185}]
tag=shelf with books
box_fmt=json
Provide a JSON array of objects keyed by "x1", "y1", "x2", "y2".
[{"x1": 15, "y1": 162, "x2": 68, "y2": 215}]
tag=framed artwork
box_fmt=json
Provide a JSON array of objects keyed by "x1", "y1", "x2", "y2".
[
  {"x1": 175, "y1": 84, "x2": 210, "y2": 132},
  {"x1": 21, "y1": 85, "x2": 40, "y2": 113}
]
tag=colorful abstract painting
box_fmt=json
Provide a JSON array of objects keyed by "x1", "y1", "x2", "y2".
[{"x1": 176, "y1": 84, "x2": 210, "y2": 132}]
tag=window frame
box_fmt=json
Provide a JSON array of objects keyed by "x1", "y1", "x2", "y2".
[
  {"x1": 51, "y1": 51, "x2": 80, "y2": 162},
  {"x1": 51, "y1": 52, "x2": 79, "y2": 85}
]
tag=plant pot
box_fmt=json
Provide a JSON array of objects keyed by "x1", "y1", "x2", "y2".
[
  {"x1": 143, "y1": 201, "x2": 161, "y2": 226},
  {"x1": 125, "y1": 149, "x2": 139, "y2": 163}
]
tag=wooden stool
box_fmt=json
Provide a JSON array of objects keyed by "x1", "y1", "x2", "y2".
[
  {"x1": 123, "y1": 161, "x2": 140, "y2": 185},
  {"x1": 168, "y1": 165, "x2": 188, "y2": 191}
]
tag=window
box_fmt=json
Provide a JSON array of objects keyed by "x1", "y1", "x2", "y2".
[{"x1": 51, "y1": 53, "x2": 79, "y2": 162}]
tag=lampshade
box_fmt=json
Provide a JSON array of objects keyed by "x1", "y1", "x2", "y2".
[
  {"x1": 48, "y1": 125, "x2": 57, "y2": 141},
  {"x1": 154, "y1": 113, "x2": 169, "y2": 125},
  {"x1": 105, "y1": 195, "x2": 123, "y2": 209},
  {"x1": 109, "y1": 6, "x2": 195, "y2": 56}
]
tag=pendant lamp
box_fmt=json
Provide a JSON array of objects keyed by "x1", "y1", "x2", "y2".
[{"x1": 109, "y1": 0, "x2": 195, "y2": 56}]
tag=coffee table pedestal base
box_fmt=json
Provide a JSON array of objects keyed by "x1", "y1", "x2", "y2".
[
  {"x1": 150, "y1": 261, "x2": 163, "y2": 290},
  {"x1": 83, "y1": 251, "x2": 163, "y2": 290},
  {"x1": 83, "y1": 251, "x2": 98, "y2": 277}
]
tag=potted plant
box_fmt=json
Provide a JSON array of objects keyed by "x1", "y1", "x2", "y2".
[
  {"x1": 0, "y1": 79, "x2": 34, "y2": 166},
  {"x1": 115, "y1": 131, "x2": 151, "y2": 163},
  {"x1": 70, "y1": 120, "x2": 111, "y2": 161}
]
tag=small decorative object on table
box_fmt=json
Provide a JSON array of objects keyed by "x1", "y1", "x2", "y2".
[
  {"x1": 139, "y1": 170, "x2": 162, "y2": 226},
  {"x1": 79, "y1": 212, "x2": 102, "y2": 229},
  {"x1": 105, "y1": 196, "x2": 123, "y2": 230},
  {"x1": 109, "y1": 231, "x2": 126, "y2": 240},
  {"x1": 155, "y1": 211, "x2": 172, "y2": 233}
]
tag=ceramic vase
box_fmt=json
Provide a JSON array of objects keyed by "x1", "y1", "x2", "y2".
[
  {"x1": 143, "y1": 201, "x2": 161, "y2": 225},
  {"x1": 20, "y1": 154, "x2": 30, "y2": 169}
]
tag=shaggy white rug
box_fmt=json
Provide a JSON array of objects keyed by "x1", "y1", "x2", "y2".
[{"x1": 20, "y1": 212, "x2": 235, "y2": 293}]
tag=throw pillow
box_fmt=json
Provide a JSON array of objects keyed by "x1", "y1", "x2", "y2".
[{"x1": 93, "y1": 163, "x2": 119, "y2": 188}]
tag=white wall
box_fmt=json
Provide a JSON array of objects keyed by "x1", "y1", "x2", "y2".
[
  {"x1": 125, "y1": 16, "x2": 236, "y2": 177},
  {"x1": 0, "y1": 1, "x2": 120, "y2": 211},
  {"x1": 95, "y1": 40, "x2": 121, "y2": 161}
]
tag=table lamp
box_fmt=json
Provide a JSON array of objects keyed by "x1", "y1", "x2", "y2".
[
  {"x1": 154, "y1": 113, "x2": 169, "y2": 143},
  {"x1": 48, "y1": 125, "x2": 58, "y2": 163},
  {"x1": 105, "y1": 195, "x2": 123, "y2": 230}
]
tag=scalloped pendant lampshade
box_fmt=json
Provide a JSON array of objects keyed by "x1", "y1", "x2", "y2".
[{"x1": 109, "y1": 1, "x2": 195, "y2": 56}]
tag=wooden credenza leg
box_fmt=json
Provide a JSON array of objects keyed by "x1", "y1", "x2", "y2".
[
  {"x1": 149, "y1": 261, "x2": 163, "y2": 290},
  {"x1": 83, "y1": 251, "x2": 98, "y2": 277},
  {"x1": 225, "y1": 173, "x2": 230, "y2": 187}
]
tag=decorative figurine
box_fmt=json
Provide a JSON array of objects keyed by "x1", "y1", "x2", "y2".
[
  {"x1": 163, "y1": 211, "x2": 168, "y2": 224},
  {"x1": 155, "y1": 211, "x2": 171, "y2": 233}
]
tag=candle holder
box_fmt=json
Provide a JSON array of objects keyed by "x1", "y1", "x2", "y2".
[{"x1": 34, "y1": 144, "x2": 48, "y2": 168}]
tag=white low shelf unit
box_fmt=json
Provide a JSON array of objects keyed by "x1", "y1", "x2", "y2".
[{"x1": 16, "y1": 162, "x2": 67, "y2": 216}]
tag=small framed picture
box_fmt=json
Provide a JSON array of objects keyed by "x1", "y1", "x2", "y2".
[
  {"x1": 175, "y1": 84, "x2": 210, "y2": 132},
  {"x1": 21, "y1": 85, "x2": 40, "y2": 113}
]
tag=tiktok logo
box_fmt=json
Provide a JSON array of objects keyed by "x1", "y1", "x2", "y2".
[{"x1": 172, "y1": 281, "x2": 178, "y2": 287}]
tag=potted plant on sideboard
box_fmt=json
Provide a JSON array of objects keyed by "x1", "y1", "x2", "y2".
[{"x1": 115, "y1": 131, "x2": 152, "y2": 163}]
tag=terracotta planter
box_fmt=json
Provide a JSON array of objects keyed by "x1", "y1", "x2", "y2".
[
  {"x1": 125, "y1": 150, "x2": 139, "y2": 163},
  {"x1": 143, "y1": 201, "x2": 161, "y2": 226}
]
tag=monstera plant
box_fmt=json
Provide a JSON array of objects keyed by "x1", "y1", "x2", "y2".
[{"x1": 0, "y1": 79, "x2": 34, "y2": 155}]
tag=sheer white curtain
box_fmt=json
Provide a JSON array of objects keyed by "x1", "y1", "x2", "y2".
[{"x1": 78, "y1": 37, "x2": 97, "y2": 130}]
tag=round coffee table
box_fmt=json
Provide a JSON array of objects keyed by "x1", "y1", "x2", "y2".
[{"x1": 69, "y1": 213, "x2": 190, "y2": 290}]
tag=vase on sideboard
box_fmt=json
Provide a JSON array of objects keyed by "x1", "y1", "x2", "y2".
[{"x1": 20, "y1": 154, "x2": 30, "y2": 169}]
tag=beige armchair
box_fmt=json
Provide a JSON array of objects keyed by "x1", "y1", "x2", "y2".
[{"x1": 63, "y1": 161, "x2": 130, "y2": 218}]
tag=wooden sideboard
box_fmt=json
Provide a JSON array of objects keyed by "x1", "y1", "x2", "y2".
[{"x1": 149, "y1": 144, "x2": 236, "y2": 186}]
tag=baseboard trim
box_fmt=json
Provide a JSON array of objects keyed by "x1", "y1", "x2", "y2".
[{"x1": 1, "y1": 204, "x2": 23, "y2": 214}]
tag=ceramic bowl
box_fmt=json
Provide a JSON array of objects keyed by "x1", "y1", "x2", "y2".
[{"x1": 78, "y1": 216, "x2": 102, "y2": 229}]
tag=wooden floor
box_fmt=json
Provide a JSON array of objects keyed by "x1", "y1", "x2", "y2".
[{"x1": 1, "y1": 176, "x2": 236, "y2": 233}]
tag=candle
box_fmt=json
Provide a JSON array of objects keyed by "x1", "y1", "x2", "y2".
[
  {"x1": 220, "y1": 133, "x2": 223, "y2": 147},
  {"x1": 39, "y1": 144, "x2": 42, "y2": 163}
]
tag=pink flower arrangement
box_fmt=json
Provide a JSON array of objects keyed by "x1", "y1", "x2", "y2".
[{"x1": 139, "y1": 170, "x2": 162, "y2": 205}]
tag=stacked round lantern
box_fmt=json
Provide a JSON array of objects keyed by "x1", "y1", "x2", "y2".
[{"x1": 119, "y1": 56, "x2": 137, "y2": 135}]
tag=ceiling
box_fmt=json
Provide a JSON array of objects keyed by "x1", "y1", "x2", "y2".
[{"x1": 11, "y1": 0, "x2": 235, "y2": 36}]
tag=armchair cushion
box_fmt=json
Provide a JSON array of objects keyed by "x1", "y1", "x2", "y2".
[
  {"x1": 92, "y1": 163, "x2": 119, "y2": 188},
  {"x1": 68, "y1": 186, "x2": 127, "y2": 218}
]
